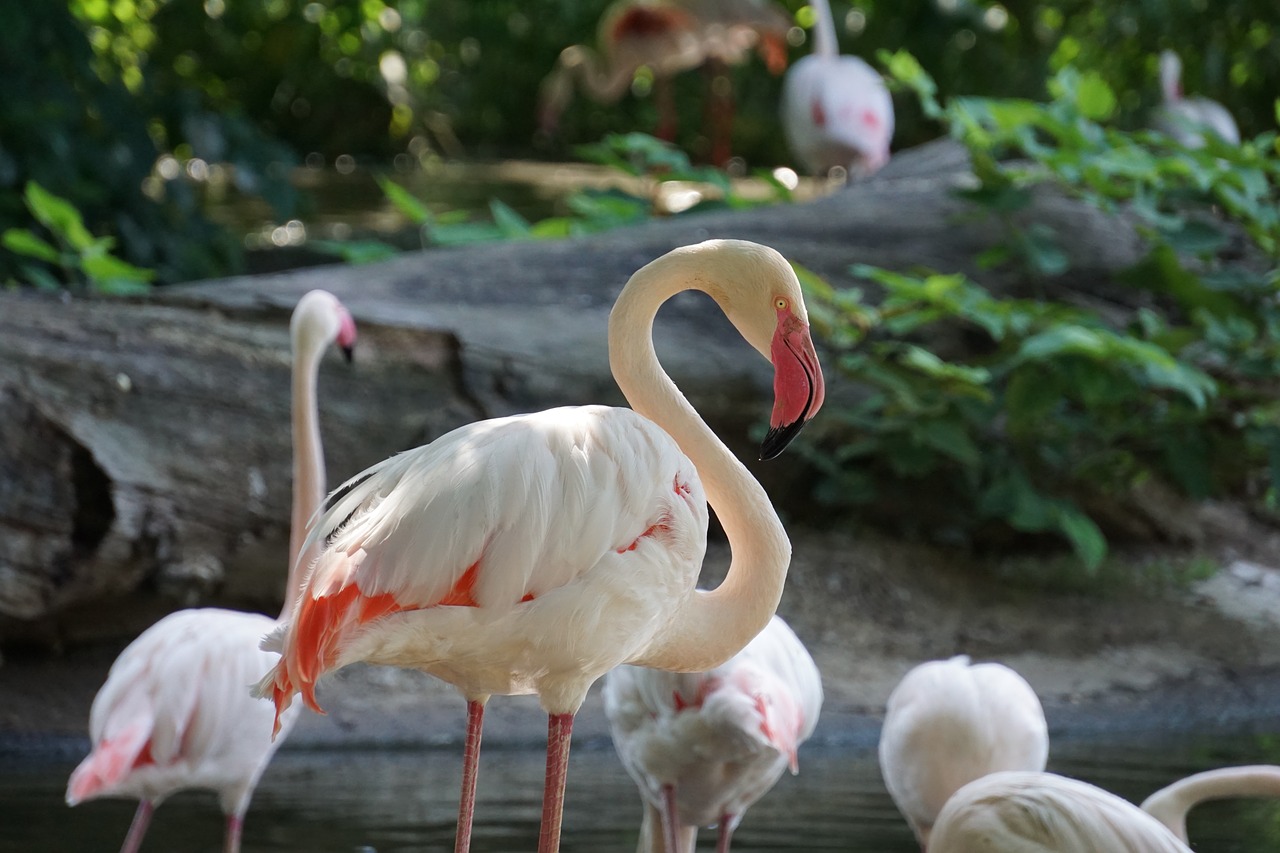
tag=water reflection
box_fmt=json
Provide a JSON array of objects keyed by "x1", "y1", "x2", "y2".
[{"x1": 4, "y1": 732, "x2": 1278, "y2": 852}]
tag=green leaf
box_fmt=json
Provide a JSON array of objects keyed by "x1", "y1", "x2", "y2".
[
  {"x1": 309, "y1": 239, "x2": 401, "y2": 265},
  {"x1": 1053, "y1": 503, "x2": 1107, "y2": 570},
  {"x1": 80, "y1": 251, "x2": 154, "y2": 285},
  {"x1": 24, "y1": 181, "x2": 95, "y2": 250},
  {"x1": 489, "y1": 199, "x2": 531, "y2": 237},
  {"x1": 1073, "y1": 72, "x2": 1117, "y2": 121},
  {"x1": 377, "y1": 176, "x2": 431, "y2": 225},
  {"x1": 2, "y1": 228, "x2": 62, "y2": 264}
]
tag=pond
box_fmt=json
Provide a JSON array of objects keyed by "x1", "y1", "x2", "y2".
[{"x1": 5, "y1": 730, "x2": 1277, "y2": 851}]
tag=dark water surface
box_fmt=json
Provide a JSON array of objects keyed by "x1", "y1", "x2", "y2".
[{"x1": 5, "y1": 731, "x2": 1279, "y2": 851}]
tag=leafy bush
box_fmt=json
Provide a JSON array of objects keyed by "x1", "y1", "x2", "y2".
[
  {"x1": 3, "y1": 183, "x2": 154, "y2": 295},
  {"x1": 799, "y1": 53, "x2": 1279, "y2": 567}
]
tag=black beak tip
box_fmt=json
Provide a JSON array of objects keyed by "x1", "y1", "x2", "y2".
[
  {"x1": 759, "y1": 420, "x2": 806, "y2": 461},
  {"x1": 341, "y1": 345, "x2": 354, "y2": 364}
]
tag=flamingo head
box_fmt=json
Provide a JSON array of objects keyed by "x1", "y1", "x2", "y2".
[
  {"x1": 1159, "y1": 50, "x2": 1183, "y2": 102},
  {"x1": 695, "y1": 240, "x2": 825, "y2": 459},
  {"x1": 293, "y1": 289, "x2": 358, "y2": 362}
]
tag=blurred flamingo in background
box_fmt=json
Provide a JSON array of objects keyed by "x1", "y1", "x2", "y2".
[
  {"x1": 1152, "y1": 49, "x2": 1240, "y2": 148},
  {"x1": 929, "y1": 765, "x2": 1280, "y2": 852},
  {"x1": 878, "y1": 655, "x2": 1049, "y2": 848},
  {"x1": 255, "y1": 239, "x2": 825, "y2": 853},
  {"x1": 604, "y1": 614, "x2": 822, "y2": 852},
  {"x1": 66, "y1": 290, "x2": 356, "y2": 853},
  {"x1": 780, "y1": 0, "x2": 893, "y2": 178},
  {"x1": 539, "y1": 0, "x2": 790, "y2": 164}
]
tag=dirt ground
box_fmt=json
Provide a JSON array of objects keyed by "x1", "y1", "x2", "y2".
[{"x1": 2, "y1": 527, "x2": 1278, "y2": 755}]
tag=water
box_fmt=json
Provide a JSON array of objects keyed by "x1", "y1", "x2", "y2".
[{"x1": 5, "y1": 732, "x2": 1278, "y2": 851}]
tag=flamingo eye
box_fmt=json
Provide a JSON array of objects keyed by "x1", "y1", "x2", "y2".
[{"x1": 775, "y1": 297, "x2": 789, "y2": 311}]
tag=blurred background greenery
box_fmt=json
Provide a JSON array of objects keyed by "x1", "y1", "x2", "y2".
[
  {"x1": 2, "y1": 0, "x2": 1276, "y2": 285},
  {"x1": 3, "y1": 0, "x2": 1278, "y2": 569}
]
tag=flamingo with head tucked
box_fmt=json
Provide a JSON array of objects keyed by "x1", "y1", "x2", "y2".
[
  {"x1": 1153, "y1": 49, "x2": 1240, "y2": 148},
  {"x1": 604, "y1": 614, "x2": 823, "y2": 853},
  {"x1": 255, "y1": 239, "x2": 825, "y2": 853},
  {"x1": 929, "y1": 765, "x2": 1280, "y2": 852},
  {"x1": 780, "y1": 0, "x2": 893, "y2": 178},
  {"x1": 878, "y1": 655, "x2": 1049, "y2": 848},
  {"x1": 66, "y1": 290, "x2": 356, "y2": 853}
]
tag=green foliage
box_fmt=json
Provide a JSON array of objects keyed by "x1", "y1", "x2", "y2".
[
  {"x1": 3, "y1": 183, "x2": 153, "y2": 294},
  {"x1": 802, "y1": 53, "x2": 1279, "y2": 566},
  {"x1": 802, "y1": 263, "x2": 1220, "y2": 568},
  {"x1": 362, "y1": 133, "x2": 791, "y2": 251},
  {"x1": 0, "y1": 4, "x2": 294, "y2": 287}
]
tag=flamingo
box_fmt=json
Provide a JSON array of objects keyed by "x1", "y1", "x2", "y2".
[
  {"x1": 603, "y1": 614, "x2": 823, "y2": 853},
  {"x1": 928, "y1": 765, "x2": 1280, "y2": 852},
  {"x1": 1152, "y1": 49, "x2": 1240, "y2": 148},
  {"x1": 255, "y1": 238, "x2": 826, "y2": 853},
  {"x1": 538, "y1": 0, "x2": 710, "y2": 143},
  {"x1": 66, "y1": 290, "x2": 356, "y2": 853},
  {"x1": 878, "y1": 655, "x2": 1049, "y2": 848},
  {"x1": 779, "y1": 0, "x2": 894, "y2": 178},
  {"x1": 538, "y1": 0, "x2": 789, "y2": 163}
]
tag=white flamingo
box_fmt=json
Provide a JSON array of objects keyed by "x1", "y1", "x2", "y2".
[
  {"x1": 780, "y1": 0, "x2": 894, "y2": 177},
  {"x1": 929, "y1": 765, "x2": 1280, "y2": 852},
  {"x1": 255, "y1": 239, "x2": 826, "y2": 853},
  {"x1": 1153, "y1": 49, "x2": 1240, "y2": 148},
  {"x1": 878, "y1": 655, "x2": 1049, "y2": 848},
  {"x1": 604, "y1": 614, "x2": 823, "y2": 852},
  {"x1": 66, "y1": 290, "x2": 356, "y2": 853}
]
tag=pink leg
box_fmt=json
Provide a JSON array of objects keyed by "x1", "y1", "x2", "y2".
[
  {"x1": 661, "y1": 784, "x2": 683, "y2": 853},
  {"x1": 223, "y1": 813, "x2": 244, "y2": 853},
  {"x1": 715, "y1": 812, "x2": 736, "y2": 853},
  {"x1": 538, "y1": 712, "x2": 575, "y2": 853},
  {"x1": 456, "y1": 700, "x2": 486, "y2": 853},
  {"x1": 119, "y1": 800, "x2": 154, "y2": 853}
]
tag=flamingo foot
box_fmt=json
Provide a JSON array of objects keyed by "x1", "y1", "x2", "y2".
[
  {"x1": 538, "y1": 712, "x2": 575, "y2": 853},
  {"x1": 456, "y1": 699, "x2": 486, "y2": 853},
  {"x1": 120, "y1": 800, "x2": 154, "y2": 853}
]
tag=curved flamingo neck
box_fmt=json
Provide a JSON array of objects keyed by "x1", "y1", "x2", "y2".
[
  {"x1": 811, "y1": 0, "x2": 839, "y2": 59},
  {"x1": 282, "y1": 324, "x2": 329, "y2": 622},
  {"x1": 1141, "y1": 765, "x2": 1280, "y2": 842},
  {"x1": 609, "y1": 246, "x2": 791, "y2": 674},
  {"x1": 561, "y1": 45, "x2": 635, "y2": 102}
]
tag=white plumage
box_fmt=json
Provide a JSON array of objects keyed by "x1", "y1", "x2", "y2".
[
  {"x1": 257, "y1": 239, "x2": 826, "y2": 853},
  {"x1": 1152, "y1": 49, "x2": 1240, "y2": 148},
  {"x1": 780, "y1": 0, "x2": 894, "y2": 177},
  {"x1": 66, "y1": 290, "x2": 355, "y2": 853},
  {"x1": 878, "y1": 655, "x2": 1049, "y2": 847},
  {"x1": 929, "y1": 770, "x2": 1190, "y2": 852},
  {"x1": 604, "y1": 614, "x2": 822, "y2": 852}
]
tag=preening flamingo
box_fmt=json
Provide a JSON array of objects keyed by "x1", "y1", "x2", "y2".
[
  {"x1": 255, "y1": 239, "x2": 826, "y2": 853},
  {"x1": 66, "y1": 290, "x2": 356, "y2": 853},
  {"x1": 538, "y1": 0, "x2": 790, "y2": 163},
  {"x1": 878, "y1": 655, "x2": 1048, "y2": 847},
  {"x1": 604, "y1": 614, "x2": 822, "y2": 853},
  {"x1": 929, "y1": 766, "x2": 1280, "y2": 852},
  {"x1": 780, "y1": 0, "x2": 894, "y2": 178},
  {"x1": 1153, "y1": 49, "x2": 1240, "y2": 148}
]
